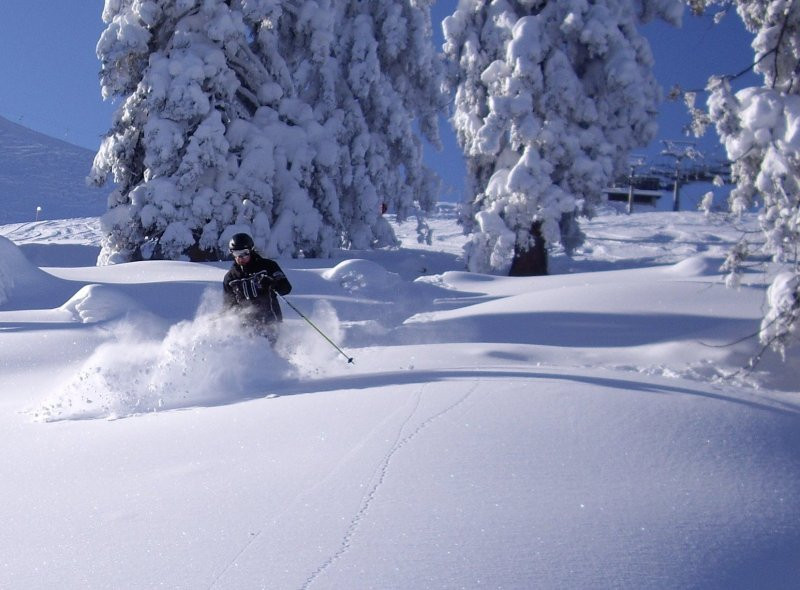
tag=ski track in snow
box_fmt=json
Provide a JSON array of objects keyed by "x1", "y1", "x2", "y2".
[
  {"x1": 300, "y1": 381, "x2": 479, "y2": 590},
  {"x1": 207, "y1": 383, "x2": 475, "y2": 589},
  {"x1": 210, "y1": 381, "x2": 479, "y2": 590},
  {"x1": 205, "y1": 389, "x2": 424, "y2": 589}
]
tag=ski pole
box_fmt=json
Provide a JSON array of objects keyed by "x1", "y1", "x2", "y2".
[{"x1": 276, "y1": 292, "x2": 354, "y2": 364}]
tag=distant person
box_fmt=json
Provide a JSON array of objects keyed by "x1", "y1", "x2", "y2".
[{"x1": 223, "y1": 233, "x2": 292, "y2": 345}]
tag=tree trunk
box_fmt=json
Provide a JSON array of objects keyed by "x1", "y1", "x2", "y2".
[{"x1": 509, "y1": 221, "x2": 548, "y2": 276}]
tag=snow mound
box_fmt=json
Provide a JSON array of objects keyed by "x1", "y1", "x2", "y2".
[
  {"x1": 322, "y1": 259, "x2": 400, "y2": 292},
  {"x1": 667, "y1": 255, "x2": 719, "y2": 277},
  {"x1": 0, "y1": 235, "x2": 48, "y2": 305},
  {"x1": 59, "y1": 284, "x2": 144, "y2": 323}
]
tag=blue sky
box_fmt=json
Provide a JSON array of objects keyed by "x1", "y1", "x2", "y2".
[{"x1": 0, "y1": 1, "x2": 756, "y2": 205}]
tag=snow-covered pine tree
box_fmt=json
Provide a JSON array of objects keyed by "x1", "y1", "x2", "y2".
[
  {"x1": 90, "y1": 0, "x2": 445, "y2": 264},
  {"x1": 90, "y1": 0, "x2": 335, "y2": 263},
  {"x1": 334, "y1": 0, "x2": 447, "y2": 246},
  {"x1": 443, "y1": 0, "x2": 682, "y2": 275},
  {"x1": 90, "y1": 0, "x2": 328, "y2": 263},
  {"x1": 687, "y1": 0, "x2": 799, "y2": 358},
  {"x1": 259, "y1": 0, "x2": 447, "y2": 249}
]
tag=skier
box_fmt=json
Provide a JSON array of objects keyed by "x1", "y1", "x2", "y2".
[{"x1": 223, "y1": 233, "x2": 292, "y2": 345}]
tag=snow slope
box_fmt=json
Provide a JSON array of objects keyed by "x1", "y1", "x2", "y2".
[
  {"x1": 1, "y1": 205, "x2": 799, "y2": 589},
  {"x1": 0, "y1": 115, "x2": 106, "y2": 223}
]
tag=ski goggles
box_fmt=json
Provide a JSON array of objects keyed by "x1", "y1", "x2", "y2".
[{"x1": 231, "y1": 248, "x2": 251, "y2": 258}]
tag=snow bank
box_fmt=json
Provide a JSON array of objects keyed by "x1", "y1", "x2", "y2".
[
  {"x1": 59, "y1": 284, "x2": 144, "y2": 323},
  {"x1": 0, "y1": 235, "x2": 50, "y2": 306},
  {"x1": 667, "y1": 254, "x2": 719, "y2": 277},
  {"x1": 322, "y1": 259, "x2": 401, "y2": 293}
]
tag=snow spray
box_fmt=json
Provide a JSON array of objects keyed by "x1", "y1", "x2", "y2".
[
  {"x1": 31, "y1": 292, "x2": 351, "y2": 421},
  {"x1": 32, "y1": 290, "x2": 293, "y2": 420}
]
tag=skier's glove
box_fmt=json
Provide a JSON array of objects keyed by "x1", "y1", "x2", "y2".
[{"x1": 258, "y1": 274, "x2": 274, "y2": 290}]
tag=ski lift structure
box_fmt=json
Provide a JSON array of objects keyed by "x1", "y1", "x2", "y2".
[
  {"x1": 603, "y1": 155, "x2": 661, "y2": 213},
  {"x1": 604, "y1": 141, "x2": 732, "y2": 213}
]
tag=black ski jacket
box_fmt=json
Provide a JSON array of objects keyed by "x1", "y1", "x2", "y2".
[{"x1": 223, "y1": 252, "x2": 292, "y2": 325}]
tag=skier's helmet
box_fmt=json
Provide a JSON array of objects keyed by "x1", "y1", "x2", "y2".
[{"x1": 229, "y1": 233, "x2": 255, "y2": 252}]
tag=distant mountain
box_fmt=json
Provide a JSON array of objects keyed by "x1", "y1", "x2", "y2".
[{"x1": 0, "y1": 115, "x2": 107, "y2": 223}]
